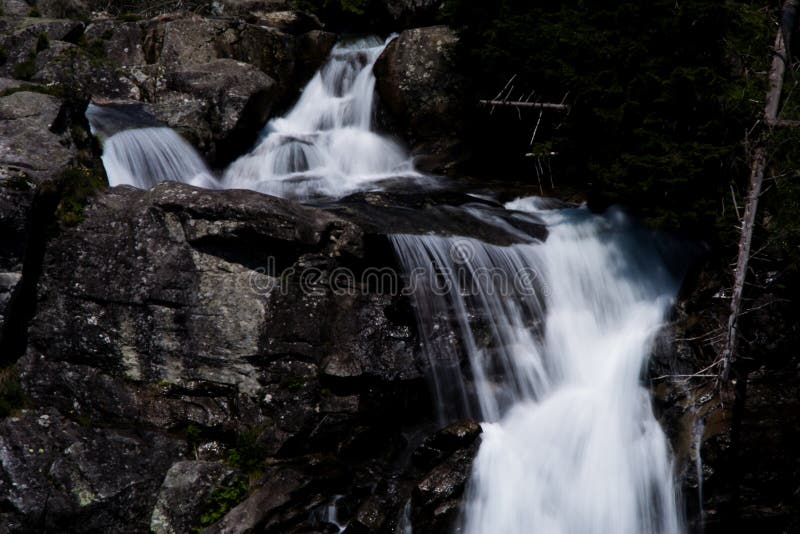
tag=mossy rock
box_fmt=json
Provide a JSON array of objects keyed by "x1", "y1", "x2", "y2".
[{"x1": 55, "y1": 166, "x2": 108, "y2": 227}]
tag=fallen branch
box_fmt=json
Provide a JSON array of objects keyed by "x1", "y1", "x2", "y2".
[
  {"x1": 768, "y1": 117, "x2": 800, "y2": 127},
  {"x1": 478, "y1": 100, "x2": 570, "y2": 111},
  {"x1": 652, "y1": 359, "x2": 724, "y2": 383}
]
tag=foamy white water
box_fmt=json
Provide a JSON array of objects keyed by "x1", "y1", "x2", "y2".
[
  {"x1": 87, "y1": 30, "x2": 684, "y2": 533},
  {"x1": 392, "y1": 199, "x2": 684, "y2": 534},
  {"x1": 222, "y1": 35, "x2": 423, "y2": 198},
  {"x1": 91, "y1": 36, "x2": 424, "y2": 198}
]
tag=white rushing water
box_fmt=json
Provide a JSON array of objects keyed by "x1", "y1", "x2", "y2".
[
  {"x1": 223, "y1": 35, "x2": 421, "y2": 198},
  {"x1": 88, "y1": 29, "x2": 685, "y2": 533},
  {"x1": 101, "y1": 127, "x2": 216, "y2": 189},
  {"x1": 392, "y1": 198, "x2": 684, "y2": 534},
  {"x1": 92, "y1": 36, "x2": 423, "y2": 198}
]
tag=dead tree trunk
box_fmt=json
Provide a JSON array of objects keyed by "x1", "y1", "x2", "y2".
[
  {"x1": 721, "y1": 0, "x2": 798, "y2": 382},
  {"x1": 478, "y1": 100, "x2": 570, "y2": 111}
]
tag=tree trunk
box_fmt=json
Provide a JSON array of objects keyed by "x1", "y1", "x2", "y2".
[{"x1": 721, "y1": 0, "x2": 798, "y2": 382}]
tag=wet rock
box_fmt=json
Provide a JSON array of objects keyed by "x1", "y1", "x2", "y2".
[
  {"x1": 23, "y1": 182, "x2": 361, "y2": 409},
  {"x1": 374, "y1": 26, "x2": 466, "y2": 174},
  {"x1": 350, "y1": 496, "x2": 386, "y2": 532},
  {"x1": 328, "y1": 191, "x2": 547, "y2": 246},
  {"x1": 651, "y1": 248, "x2": 800, "y2": 532},
  {"x1": 84, "y1": 100, "x2": 162, "y2": 140},
  {"x1": 293, "y1": 29, "x2": 338, "y2": 88},
  {"x1": 2, "y1": 180, "x2": 490, "y2": 531},
  {"x1": 412, "y1": 441, "x2": 479, "y2": 532},
  {"x1": 0, "y1": 91, "x2": 76, "y2": 183},
  {"x1": 150, "y1": 461, "x2": 238, "y2": 534},
  {"x1": 412, "y1": 420, "x2": 481, "y2": 470}
]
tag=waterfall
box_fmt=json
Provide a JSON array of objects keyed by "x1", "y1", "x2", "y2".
[
  {"x1": 86, "y1": 29, "x2": 688, "y2": 533},
  {"x1": 91, "y1": 36, "x2": 423, "y2": 198},
  {"x1": 391, "y1": 198, "x2": 684, "y2": 534},
  {"x1": 222, "y1": 35, "x2": 421, "y2": 199},
  {"x1": 101, "y1": 127, "x2": 216, "y2": 189}
]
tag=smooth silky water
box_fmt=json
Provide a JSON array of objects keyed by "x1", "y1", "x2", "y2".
[
  {"x1": 99, "y1": 127, "x2": 216, "y2": 189},
  {"x1": 90, "y1": 36, "x2": 426, "y2": 198},
  {"x1": 223, "y1": 35, "x2": 424, "y2": 198},
  {"x1": 392, "y1": 198, "x2": 685, "y2": 534},
  {"x1": 88, "y1": 32, "x2": 686, "y2": 534}
]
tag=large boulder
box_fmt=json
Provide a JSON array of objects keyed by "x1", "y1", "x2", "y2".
[
  {"x1": 0, "y1": 91, "x2": 77, "y2": 182},
  {"x1": 153, "y1": 15, "x2": 334, "y2": 103},
  {"x1": 21, "y1": 182, "x2": 372, "y2": 427},
  {"x1": 149, "y1": 58, "x2": 277, "y2": 165},
  {"x1": 84, "y1": 15, "x2": 335, "y2": 165},
  {"x1": 33, "y1": 0, "x2": 91, "y2": 19},
  {"x1": 0, "y1": 17, "x2": 85, "y2": 79},
  {"x1": 0, "y1": 181, "x2": 484, "y2": 531},
  {"x1": 0, "y1": 180, "x2": 494, "y2": 532},
  {"x1": 150, "y1": 460, "x2": 239, "y2": 534},
  {"x1": 328, "y1": 191, "x2": 547, "y2": 246},
  {"x1": 30, "y1": 40, "x2": 142, "y2": 100},
  {"x1": 374, "y1": 26, "x2": 467, "y2": 174},
  {"x1": 84, "y1": 20, "x2": 148, "y2": 67},
  {"x1": 1, "y1": 1, "x2": 31, "y2": 17}
]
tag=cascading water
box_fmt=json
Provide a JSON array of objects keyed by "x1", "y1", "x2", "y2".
[
  {"x1": 100, "y1": 127, "x2": 216, "y2": 189},
  {"x1": 87, "y1": 29, "x2": 688, "y2": 533},
  {"x1": 90, "y1": 36, "x2": 424, "y2": 198},
  {"x1": 222, "y1": 35, "x2": 422, "y2": 198},
  {"x1": 391, "y1": 198, "x2": 685, "y2": 534}
]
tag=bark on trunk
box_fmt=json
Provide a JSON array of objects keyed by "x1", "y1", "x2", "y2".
[{"x1": 721, "y1": 0, "x2": 798, "y2": 382}]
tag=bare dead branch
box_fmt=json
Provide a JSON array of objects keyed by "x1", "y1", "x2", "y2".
[{"x1": 479, "y1": 100, "x2": 570, "y2": 111}]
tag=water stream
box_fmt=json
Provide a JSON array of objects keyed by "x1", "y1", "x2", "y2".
[
  {"x1": 392, "y1": 199, "x2": 684, "y2": 533},
  {"x1": 91, "y1": 36, "x2": 424, "y2": 198},
  {"x1": 88, "y1": 34, "x2": 686, "y2": 534}
]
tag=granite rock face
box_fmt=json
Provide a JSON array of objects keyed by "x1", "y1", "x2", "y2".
[
  {"x1": 374, "y1": 26, "x2": 467, "y2": 174},
  {"x1": 0, "y1": 408, "x2": 185, "y2": 532},
  {"x1": 0, "y1": 91, "x2": 78, "y2": 183},
  {"x1": 0, "y1": 8, "x2": 336, "y2": 166},
  {"x1": 149, "y1": 58, "x2": 277, "y2": 165},
  {"x1": 0, "y1": 182, "x2": 482, "y2": 532}
]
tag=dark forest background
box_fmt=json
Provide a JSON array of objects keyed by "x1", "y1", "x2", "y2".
[{"x1": 298, "y1": 0, "x2": 800, "y2": 276}]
